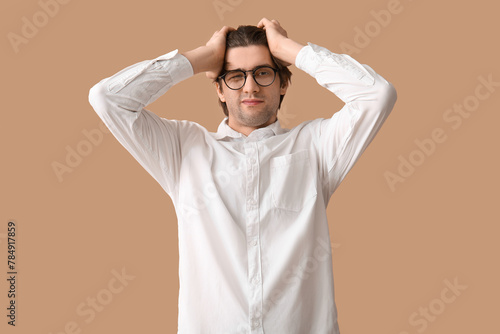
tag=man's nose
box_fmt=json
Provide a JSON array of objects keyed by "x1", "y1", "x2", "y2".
[{"x1": 242, "y1": 74, "x2": 260, "y2": 93}]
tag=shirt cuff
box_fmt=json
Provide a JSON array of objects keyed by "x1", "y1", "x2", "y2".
[
  {"x1": 295, "y1": 42, "x2": 375, "y2": 86},
  {"x1": 107, "y1": 49, "x2": 195, "y2": 94},
  {"x1": 156, "y1": 49, "x2": 194, "y2": 86},
  {"x1": 295, "y1": 43, "x2": 317, "y2": 75}
]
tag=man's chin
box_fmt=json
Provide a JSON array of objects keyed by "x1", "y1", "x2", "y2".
[{"x1": 243, "y1": 114, "x2": 277, "y2": 128}]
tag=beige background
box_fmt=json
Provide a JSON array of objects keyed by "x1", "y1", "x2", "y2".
[{"x1": 1, "y1": 0, "x2": 499, "y2": 333}]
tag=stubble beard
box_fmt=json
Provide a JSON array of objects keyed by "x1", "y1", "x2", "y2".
[
  {"x1": 230, "y1": 99, "x2": 279, "y2": 128},
  {"x1": 238, "y1": 108, "x2": 276, "y2": 127}
]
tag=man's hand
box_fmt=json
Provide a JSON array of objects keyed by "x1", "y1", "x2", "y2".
[
  {"x1": 257, "y1": 18, "x2": 304, "y2": 67},
  {"x1": 182, "y1": 26, "x2": 235, "y2": 79},
  {"x1": 205, "y1": 26, "x2": 235, "y2": 79}
]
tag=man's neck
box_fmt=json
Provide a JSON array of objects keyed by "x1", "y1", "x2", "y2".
[{"x1": 227, "y1": 117, "x2": 277, "y2": 137}]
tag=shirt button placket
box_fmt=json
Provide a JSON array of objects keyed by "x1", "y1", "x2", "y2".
[{"x1": 244, "y1": 142, "x2": 263, "y2": 334}]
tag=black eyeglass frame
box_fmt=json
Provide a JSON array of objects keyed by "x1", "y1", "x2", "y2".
[{"x1": 218, "y1": 65, "x2": 279, "y2": 90}]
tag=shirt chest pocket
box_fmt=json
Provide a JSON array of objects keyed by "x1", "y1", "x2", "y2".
[{"x1": 270, "y1": 150, "x2": 318, "y2": 212}]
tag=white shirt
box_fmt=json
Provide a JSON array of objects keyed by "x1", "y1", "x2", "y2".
[{"x1": 89, "y1": 43, "x2": 397, "y2": 334}]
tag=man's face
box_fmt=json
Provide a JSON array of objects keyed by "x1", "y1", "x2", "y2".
[{"x1": 216, "y1": 45, "x2": 288, "y2": 134}]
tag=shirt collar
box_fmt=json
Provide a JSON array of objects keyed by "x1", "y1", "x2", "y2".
[{"x1": 212, "y1": 117, "x2": 288, "y2": 141}]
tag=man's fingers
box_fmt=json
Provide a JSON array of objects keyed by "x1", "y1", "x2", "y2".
[
  {"x1": 257, "y1": 17, "x2": 271, "y2": 29},
  {"x1": 208, "y1": 26, "x2": 235, "y2": 46},
  {"x1": 257, "y1": 17, "x2": 282, "y2": 28},
  {"x1": 212, "y1": 26, "x2": 234, "y2": 38},
  {"x1": 219, "y1": 26, "x2": 235, "y2": 34},
  {"x1": 257, "y1": 18, "x2": 287, "y2": 37}
]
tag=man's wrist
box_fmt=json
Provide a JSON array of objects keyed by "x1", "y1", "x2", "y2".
[
  {"x1": 276, "y1": 38, "x2": 305, "y2": 66},
  {"x1": 182, "y1": 46, "x2": 215, "y2": 75}
]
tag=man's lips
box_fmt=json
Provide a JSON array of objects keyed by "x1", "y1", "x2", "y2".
[{"x1": 241, "y1": 99, "x2": 264, "y2": 106}]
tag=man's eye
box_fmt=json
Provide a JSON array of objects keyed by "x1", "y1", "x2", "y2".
[
  {"x1": 228, "y1": 74, "x2": 245, "y2": 81},
  {"x1": 256, "y1": 69, "x2": 272, "y2": 76}
]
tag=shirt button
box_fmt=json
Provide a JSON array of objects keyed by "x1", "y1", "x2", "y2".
[
  {"x1": 251, "y1": 240, "x2": 258, "y2": 246},
  {"x1": 252, "y1": 277, "x2": 260, "y2": 285},
  {"x1": 249, "y1": 158, "x2": 256, "y2": 164}
]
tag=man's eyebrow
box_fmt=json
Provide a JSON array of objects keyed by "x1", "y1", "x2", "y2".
[{"x1": 225, "y1": 63, "x2": 275, "y2": 71}]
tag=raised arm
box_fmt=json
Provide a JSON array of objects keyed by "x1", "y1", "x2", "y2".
[
  {"x1": 87, "y1": 27, "x2": 234, "y2": 196},
  {"x1": 296, "y1": 42, "x2": 397, "y2": 195},
  {"x1": 258, "y1": 18, "x2": 397, "y2": 196},
  {"x1": 89, "y1": 26, "x2": 234, "y2": 115}
]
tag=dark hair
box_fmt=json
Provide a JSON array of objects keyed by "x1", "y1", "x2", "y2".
[{"x1": 215, "y1": 25, "x2": 292, "y2": 117}]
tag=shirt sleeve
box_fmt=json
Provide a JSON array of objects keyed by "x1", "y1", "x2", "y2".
[
  {"x1": 295, "y1": 43, "x2": 397, "y2": 197},
  {"x1": 88, "y1": 49, "x2": 194, "y2": 197}
]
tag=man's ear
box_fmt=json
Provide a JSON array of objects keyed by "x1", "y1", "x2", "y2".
[
  {"x1": 279, "y1": 78, "x2": 289, "y2": 96},
  {"x1": 215, "y1": 81, "x2": 226, "y2": 103}
]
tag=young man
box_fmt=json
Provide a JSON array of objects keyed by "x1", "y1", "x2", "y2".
[{"x1": 89, "y1": 18, "x2": 397, "y2": 334}]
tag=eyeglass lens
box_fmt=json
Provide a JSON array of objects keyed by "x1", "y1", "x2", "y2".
[{"x1": 224, "y1": 67, "x2": 276, "y2": 89}]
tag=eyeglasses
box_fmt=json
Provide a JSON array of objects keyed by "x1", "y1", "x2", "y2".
[{"x1": 218, "y1": 66, "x2": 278, "y2": 90}]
